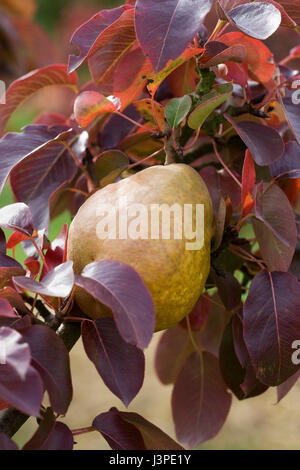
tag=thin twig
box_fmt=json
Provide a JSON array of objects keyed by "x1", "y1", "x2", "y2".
[{"x1": 211, "y1": 139, "x2": 242, "y2": 188}]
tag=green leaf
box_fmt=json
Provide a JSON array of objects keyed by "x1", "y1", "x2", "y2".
[
  {"x1": 165, "y1": 95, "x2": 192, "y2": 128},
  {"x1": 95, "y1": 150, "x2": 129, "y2": 187},
  {"x1": 188, "y1": 85, "x2": 233, "y2": 130}
]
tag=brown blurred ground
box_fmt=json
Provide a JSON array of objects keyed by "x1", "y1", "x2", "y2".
[{"x1": 14, "y1": 333, "x2": 300, "y2": 450}]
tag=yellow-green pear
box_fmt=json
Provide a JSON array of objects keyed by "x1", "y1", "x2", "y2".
[{"x1": 67, "y1": 163, "x2": 213, "y2": 331}]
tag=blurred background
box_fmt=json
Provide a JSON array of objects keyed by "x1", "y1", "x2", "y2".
[{"x1": 1, "y1": 0, "x2": 300, "y2": 450}]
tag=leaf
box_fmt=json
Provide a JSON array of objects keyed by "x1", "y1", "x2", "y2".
[
  {"x1": 135, "y1": 0, "x2": 212, "y2": 72},
  {"x1": 277, "y1": 369, "x2": 300, "y2": 403},
  {"x1": 224, "y1": 115, "x2": 284, "y2": 165},
  {"x1": 188, "y1": 87, "x2": 232, "y2": 129},
  {"x1": 201, "y1": 41, "x2": 246, "y2": 67},
  {"x1": 14, "y1": 261, "x2": 74, "y2": 298},
  {"x1": 181, "y1": 295, "x2": 211, "y2": 331},
  {"x1": 101, "y1": 104, "x2": 141, "y2": 149},
  {"x1": 212, "y1": 197, "x2": 226, "y2": 252},
  {"x1": 0, "y1": 433, "x2": 19, "y2": 450},
  {"x1": 88, "y1": 9, "x2": 137, "y2": 86},
  {"x1": 165, "y1": 95, "x2": 192, "y2": 128},
  {"x1": 172, "y1": 351, "x2": 232, "y2": 447},
  {"x1": 155, "y1": 325, "x2": 193, "y2": 385},
  {"x1": 113, "y1": 47, "x2": 153, "y2": 111},
  {"x1": 0, "y1": 64, "x2": 78, "y2": 136},
  {"x1": 253, "y1": 183, "x2": 297, "y2": 271},
  {"x1": 82, "y1": 318, "x2": 144, "y2": 406},
  {"x1": 227, "y1": 2, "x2": 281, "y2": 40},
  {"x1": 24, "y1": 257, "x2": 40, "y2": 277},
  {"x1": 95, "y1": 151, "x2": 129, "y2": 187},
  {"x1": 74, "y1": 91, "x2": 118, "y2": 128},
  {"x1": 212, "y1": 269, "x2": 242, "y2": 311},
  {"x1": 7, "y1": 231, "x2": 30, "y2": 249},
  {"x1": 68, "y1": 5, "x2": 134, "y2": 73},
  {"x1": 119, "y1": 130, "x2": 164, "y2": 162},
  {"x1": 93, "y1": 407, "x2": 184, "y2": 450},
  {"x1": 167, "y1": 58, "x2": 198, "y2": 96},
  {"x1": 0, "y1": 125, "x2": 77, "y2": 229},
  {"x1": 147, "y1": 47, "x2": 204, "y2": 97},
  {"x1": 75, "y1": 261, "x2": 155, "y2": 349},
  {"x1": 218, "y1": 32, "x2": 275, "y2": 84},
  {"x1": 218, "y1": 0, "x2": 296, "y2": 26},
  {"x1": 0, "y1": 287, "x2": 30, "y2": 317},
  {"x1": 0, "y1": 253, "x2": 25, "y2": 288},
  {"x1": 0, "y1": 327, "x2": 43, "y2": 416},
  {"x1": 276, "y1": 0, "x2": 300, "y2": 26},
  {"x1": 23, "y1": 408, "x2": 74, "y2": 450},
  {"x1": 244, "y1": 270, "x2": 300, "y2": 386},
  {"x1": 20, "y1": 325, "x2": 73, "y2": 415},
  {"x1": 241, "y1": 149, "x2": 256, "y2": 218},
  {"x1": 219, "y1": 317, "x2": 246, "y2": 400},
  {"x1": 270, "y1": 141, "x2": 300, "y2": 179},
  {"x1": 0, "y1": 203, "x2": 34, "y2": 235},
  {"x1": 0, "y1": 298, "x2": 17, "y2": 318},
  {"x1": 281, "y1": 90, "x2": 300, "y2": 146},
  {"x1": 134, "y1": 99, "x2": 165, "y2": 129},
  {"x1": 220, "y1": 315, "x2": 268, "y2": 399},
  {"x1": 0, "y1": 229, "x2": 6, "y2": 253},
  {"x1": 0, "y1": 326, "x2": 31, "y2": 379}
]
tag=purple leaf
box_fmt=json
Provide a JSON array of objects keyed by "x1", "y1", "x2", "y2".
[
  {"x1": 172, "y1": 351, "x2": 232, "y2": 447},
  {"x1": 0, "y1": 327, "x2": 31, "y2": 379},
  {"x1": 0, "y1": 64, "x2": 78, "y2": 137},
  {"x1": 23, "y1": 408, "x2": 74, "y2": 450},
  {"x1": 155, "y1": 325, "x2": 193, "y2": 385},
  {"x1": 40, "y1": 422, "x2": 74, "y2": 450},
  {"x1": 244, "y1": 270, "x2": 300, "y2": 386},
  {"x1": 9, "y1": 126, "x2": 78, "y2": 229},
  {"x1": 0, "y1": 330, "x2": 43, "y2": 418},
  {"x1": 219, "y1": 317, "x2": 247, "y2": 400},
  {"x1": 101, "y1": 105, "x2": 140, "y2": 149},
  {"x1": 0, "y1": 434, "x2": 19, "y2": 450},
  {"x1": 68, "y1": 6, "x2": 132, "y2": 73},
  {"x1": 0, "y1": 299, "x2": 17, "y2": 318},
  {"x1": 0, "y1": 203, "x2": 34, "y2": 235},
  {"x1": 270, "y1": 141, "x2": 300, "y2": 179},
  {"x1": 224, "y1": 115, "x2": 284, "y2": 166},
  {"x1": 0, "y1": 252, "x2": 25, "y2": 287},
  {"x1": 93, "y1": 407, "x2": 184, "y2": 450},
  {"x1": 14, "y1": 261, "x2": 74, "y2": 298},
  {"x1": 82, "y1": 318, "x2": 144, "y2": 406},
  {"x1": 75, "y1": 261, "x2": 155, "y2": 349},
  {"x1": 281, "y1": 89, "x2": 300, "y2": 146},
  {"x1": 135, "y1": 0, "x2": 212, "y2": 72},
  {"x1": 20, "y1": 325, "x2": 73, "y2": 415},
  {"x1": 220, "y1": 314, "x2": 268, "y2": 399},
  {"x1": 253, "y1": 183, "x2": 297, "y2": 272},
  {"x1": 0, "y1": 229, "x2": 6, "y2": 253},
  {"x1": 277, "y1": 369, "x2": 300, "y2": 403},
  {"x1": 198, "y1": 293, "x2": 230, "y2": 357},
  {"x1": 227, "y1": 2, "x2": 281, "y2": 40},
  {"x1": 0, "y1": 125, "x2": 70, "y2": 193},
  {"x1": 212, "y1": 269, "x2": 242, "y2": 311},
  {"x1": 203, "y1": 41, "x2": 246, "y2": 67}
]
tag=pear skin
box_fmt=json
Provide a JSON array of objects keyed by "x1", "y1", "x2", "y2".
[{"x1": 67, "y1": 164, "x2": 213, "y2": 331}]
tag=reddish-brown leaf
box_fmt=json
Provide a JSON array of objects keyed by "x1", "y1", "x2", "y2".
[
  {"x1": 218, "y1": 32, "x2": 275, "y2": 85},
  {"x1": 0, "y1": 64, "x2": 78, "y2": 136},
  {"x1": 241, "y1": 150, "x2": 256, "y2": 219}
]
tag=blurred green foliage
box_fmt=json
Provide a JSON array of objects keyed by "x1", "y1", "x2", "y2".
[{"x1": 36, "y1": 0, "x2": 122, "y2": 30}]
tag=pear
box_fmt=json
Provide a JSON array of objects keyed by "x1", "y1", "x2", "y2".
[{"x1": 67, "y1": 163, "x2": 213, "y2": 331}]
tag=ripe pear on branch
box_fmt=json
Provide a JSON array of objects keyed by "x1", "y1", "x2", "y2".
[{"x1": 67, "y1": 163, "x2": 213, "y2": 331}]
